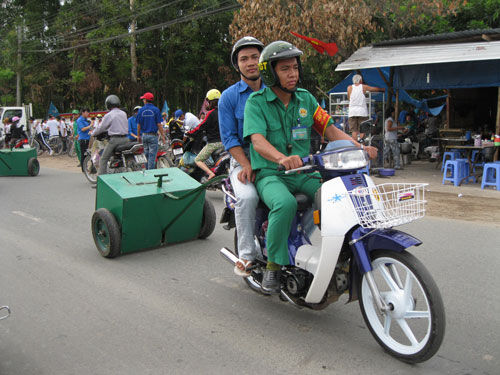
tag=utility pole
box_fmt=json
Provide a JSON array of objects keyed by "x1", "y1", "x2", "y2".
[
  {"x1": 130, "y1": 0, "x2": 138, "y2": 83},
  {"x1": 16, "y1": 25, "x2": 22, "y2": 106}
]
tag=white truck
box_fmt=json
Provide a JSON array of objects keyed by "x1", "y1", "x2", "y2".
[{"x1": 0, "y1": 104, "x2": 33, "y2": 145}]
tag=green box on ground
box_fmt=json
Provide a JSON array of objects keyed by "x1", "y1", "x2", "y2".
[
  {"x1": 95, "y1": 167, "x2": 205, "y2": 254},
  {"x1": 0, "y1": 148, "x2": 39, "y2": 176}
]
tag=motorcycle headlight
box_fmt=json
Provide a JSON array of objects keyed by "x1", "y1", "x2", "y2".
[{"x1": 321, "y1": 149, "x2": 369, "y2": 170}]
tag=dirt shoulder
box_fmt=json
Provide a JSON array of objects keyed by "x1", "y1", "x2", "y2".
[{"x1": 37, "y1": 154, "x2": 500, "y2": 226}]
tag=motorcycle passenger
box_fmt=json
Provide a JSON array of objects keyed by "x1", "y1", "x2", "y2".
[
  {"x1": 219, "y1": 36, "x2": 265, "y2": 277},
  {"x1": 187, "y1": 89, "x2": 224, "y2": 180},
  {"x1": 93, "y1": 95, "x2": 130, "y2": 176},
  {"x1": 243, "y1": 41, "x2": 377, "y2": 294},
  {"x1": 9, "y1": 116, "x2": 27, "y2": 149}
]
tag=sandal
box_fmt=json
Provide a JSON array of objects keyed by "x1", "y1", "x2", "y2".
[{"x1": 234, "y1": 259, "x2": 252, "y2": 277}]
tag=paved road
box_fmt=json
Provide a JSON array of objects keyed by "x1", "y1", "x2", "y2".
[{"x1": 0, "y1": 168, "x2": 498, "y2": 374}]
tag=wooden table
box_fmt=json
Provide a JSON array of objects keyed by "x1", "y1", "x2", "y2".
[
  {"x1": 443, "y1": 144, "x2": 496, "y2": 186},
  {"x1": 433, "y1": 137, "x2": 469, "y2": 168}
]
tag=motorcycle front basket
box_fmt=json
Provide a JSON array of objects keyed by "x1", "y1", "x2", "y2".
[{"x1": 347, "y1": 183, "x2": 427, "y2": 229}]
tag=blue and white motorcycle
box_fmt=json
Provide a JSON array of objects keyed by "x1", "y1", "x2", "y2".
[{"x1": 220, "y1": 140, "x2": 445, "y2": 363}]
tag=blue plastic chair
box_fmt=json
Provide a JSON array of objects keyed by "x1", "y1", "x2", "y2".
[
  {"x1": 442, "y1": 159, "x2": 468, "y2": 186},
  {"x1": 481, "y1": 163, "x2": 500, "y2": 190},
  {"x1": 441, "y1": 151, "x2": 461, "y2": 172}
]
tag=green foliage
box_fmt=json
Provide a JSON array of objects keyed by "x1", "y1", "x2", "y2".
[
  {"x1": 70, "y1": 70, "x2": 86, "y2": 84},
  {"x1": 1, "y1": 0, "x2": 498, "y2": 117}
]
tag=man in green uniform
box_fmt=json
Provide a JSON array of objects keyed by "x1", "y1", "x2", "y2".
[{"x1": 244, "y1": 41, "x2": 377, "y2": 294}]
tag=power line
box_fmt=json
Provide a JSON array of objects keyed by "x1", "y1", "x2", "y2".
[
  {"x1": 28, "y1": 0, "x2": 185, "y2": 45},
  {"x1": 22, "y1": 2, "x2": 240, "y2": 53}
]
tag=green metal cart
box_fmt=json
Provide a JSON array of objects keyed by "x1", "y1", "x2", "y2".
[
  {"x1": 91, "y1": 167, "x2": 217, "y2": 258},
  {"x1": 0, "y1": 148, "x2": 39, "y2": 177}
]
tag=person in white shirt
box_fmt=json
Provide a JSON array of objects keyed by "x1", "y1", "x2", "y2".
[
  {"x1": 46, "y1": 115, "x2": 60, "y2": 138},
  {"x1": 347, "y1": 74, "x2": 385, "y2": 142}
]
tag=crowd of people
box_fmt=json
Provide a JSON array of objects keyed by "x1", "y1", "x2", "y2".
[{"x1": 7, "y1": 37, "x2": 375, "y2": 294}]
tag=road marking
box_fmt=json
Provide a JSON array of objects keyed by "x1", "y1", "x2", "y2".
[{"x1": 12, "y1": 211, "x2": 42, "y2": 223}]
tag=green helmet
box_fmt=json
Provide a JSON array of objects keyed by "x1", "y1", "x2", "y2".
[{"x1": 258, "y1": 41, "x2": 303, "y2": 88}]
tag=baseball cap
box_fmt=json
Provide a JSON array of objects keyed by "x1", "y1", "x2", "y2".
[
  {"x1": 174, "y1": 109, "x2": 184, "y2": 120},
  {"x1": 72, "y1": 110, "x2": 79, "y2": 114},
  {"x1": 133, "y1": 106, "x2": 141, "y2": 111},
  {"x1": 140, "y1": 92, "x2": 154, "y2": 100}
]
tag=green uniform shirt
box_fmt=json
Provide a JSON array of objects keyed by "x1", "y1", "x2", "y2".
[{"x1": 243, "y1": 87, "x2": 331, "y2": 176}]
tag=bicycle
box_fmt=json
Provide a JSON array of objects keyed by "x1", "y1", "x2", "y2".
[{"x1": 48, "y1": 136, "x2": 64, "y2": 155}]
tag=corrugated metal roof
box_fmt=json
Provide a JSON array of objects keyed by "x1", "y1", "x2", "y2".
[
  {"x1": 374, "y1": 28, "x2": 500, "y2": 46},
  {"x1": 335, "y1": 40, "x2": 500, "y2": 71}
]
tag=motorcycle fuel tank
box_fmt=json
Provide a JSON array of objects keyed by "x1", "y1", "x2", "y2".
[{"x1": 95, "y1": 167, "x2": 205, "y2": 254}]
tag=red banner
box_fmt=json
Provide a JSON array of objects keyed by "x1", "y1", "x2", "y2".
[{"x1": 290, "y1": 31, "x2": 338, "y2": 57}]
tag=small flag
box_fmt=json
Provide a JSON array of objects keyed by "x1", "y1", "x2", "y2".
[
  {"x1": 161, "y1": 100, "x2": 169, "y2": 116},
  {"x1": 48, "y1": 102, "x2": 59, "y2": 117},
  {"x1": 290, "y1": 31, "x2": 338, "y2": 57},
  {"x1": 321, "y1": 98, "x2": 326, "y2": 109}
]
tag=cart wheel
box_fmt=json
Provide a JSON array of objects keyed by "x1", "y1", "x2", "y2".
[
  {"x1": 27, "y1": 157, "x2": 40, "y2": 176},
  {"x1": 198, "y1": 199, "x2": 216, "y2": 239},
  {"x1": 91, "y1": 208, "x2": 121, "y2": 258}
]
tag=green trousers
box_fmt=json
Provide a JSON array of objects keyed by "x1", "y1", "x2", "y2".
[
  {"x1": 255, "y1": 172, "x2": 320, "y2": 265},
  {"x1": 74, "y1": 139, "x2": 81, "y2": 162}
]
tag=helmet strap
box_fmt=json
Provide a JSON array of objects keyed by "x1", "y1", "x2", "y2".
[{"x1": 276, "y1": 82, "x2": 297, "y2": 94}]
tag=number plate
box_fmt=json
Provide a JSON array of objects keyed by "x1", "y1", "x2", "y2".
[
  {"x1": 173, "y1": 148, "x2": 183, "y2": 156},
  {"x1": 134, "y1": 154, "x2": 147, "y2": 163}
]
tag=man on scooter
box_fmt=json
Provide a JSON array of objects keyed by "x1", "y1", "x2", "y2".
[
  {"x1": 244, "y1": 41, "x2": 377, "y2": 294},
  {"x1": 93, "y1": 95, "x2": 130, "y2": 176},
  {"x1": 219, "y1": 36, "x2": 265, "y2": 277}
]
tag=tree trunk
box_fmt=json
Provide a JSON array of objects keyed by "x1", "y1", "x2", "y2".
[{"x1": 130, "y1": 0, "x2": 138, "y2": 83}]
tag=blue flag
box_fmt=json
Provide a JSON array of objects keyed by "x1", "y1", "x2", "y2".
[
  {"x1": 320, "y1": 98, "x2": 326, "y2": 109},
  {"x1": 48, "y1": 102, "x2": 59, "y2": 118},
  {"x1": 161, "y1": 100, "x2": 169, "y2": 116}
]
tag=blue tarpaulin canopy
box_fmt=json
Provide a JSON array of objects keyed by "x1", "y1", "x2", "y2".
[{"x1": 328, "y1": 68, "x2": 446, "y2": 114}]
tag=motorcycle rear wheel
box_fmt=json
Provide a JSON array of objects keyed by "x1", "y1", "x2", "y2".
[
  {"x1": 358, "y1": 250, "x2": 445, "y2": 363},
  {"x1": 82, "y1": 155, "x2": 98, "y2": 184}
]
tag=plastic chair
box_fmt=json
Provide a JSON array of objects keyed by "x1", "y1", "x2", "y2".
[
  {"x1": 442, "y1": 159, "x2": 468, "y2": 186},
  {"x1": 481, "y1": 163, "x2": 500, "y2": 190},
  {"x1": 441, "y1": 151, "x2": 461, "y2": 172},
  {"x1": 456, "y1": 158, "x2": 476, "y2": 183}
]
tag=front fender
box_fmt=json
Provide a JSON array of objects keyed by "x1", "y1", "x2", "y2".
[
  {"x1": 347, "y1": 228, "x2": 422, "y2": 303},
  {"x1": 363, "y1": 228, "x2": 422, "y2": 252}
]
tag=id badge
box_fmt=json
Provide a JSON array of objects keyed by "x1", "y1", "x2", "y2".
[{"x1": 292, "y1": 126, "x2": 308, "y2": 140}]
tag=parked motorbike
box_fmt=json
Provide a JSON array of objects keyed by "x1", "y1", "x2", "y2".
[
  {"x1": 82, "y1": 135, "x2": 147, "y2": 184},
  {"x1": 219, "y1": 140, "x2": 445, "y2": 363}
]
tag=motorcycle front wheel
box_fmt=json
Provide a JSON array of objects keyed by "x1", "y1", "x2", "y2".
[
  {"x1": 82, "y1": 155, "x2": 98, "y2": 184},
  {"x1": 358, "y1": 250, "x2": 445, "y2": 363},
  {"x1": 157, "y1": 155, "x2": 173, "y2": 169}
]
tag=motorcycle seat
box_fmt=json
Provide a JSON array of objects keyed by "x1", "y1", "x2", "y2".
[
  {"x1": 114, "y1": 142, "x2": 138, "y2": 153},
  {"x1": 257, "y1": 193, "x2": 311, "y2": 211}
]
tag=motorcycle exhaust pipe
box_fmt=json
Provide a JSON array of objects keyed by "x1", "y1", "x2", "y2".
[{"x1": 220, "y1": 247, "x2": 238, "y2": 266}]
